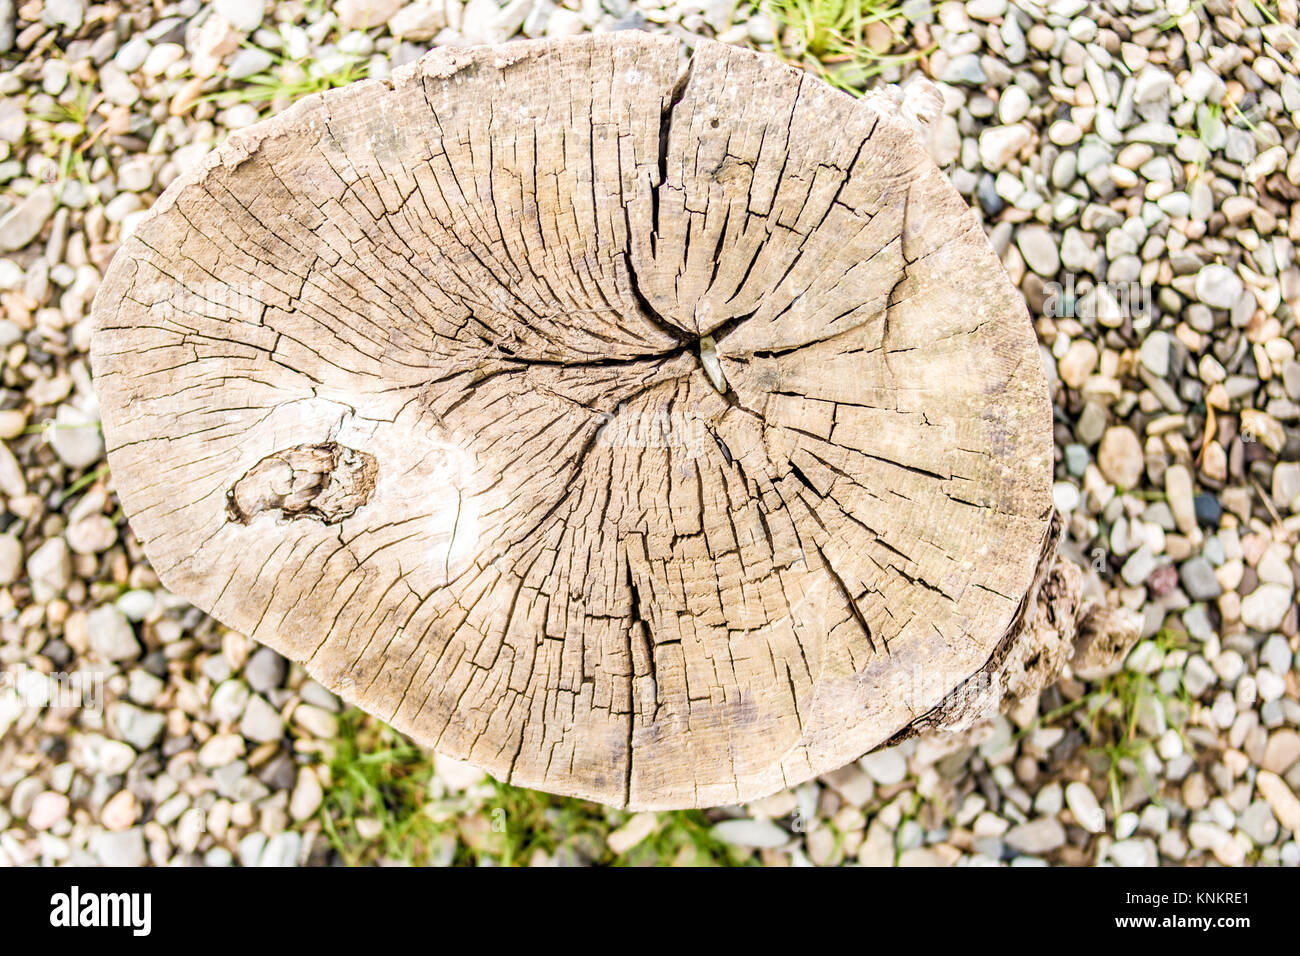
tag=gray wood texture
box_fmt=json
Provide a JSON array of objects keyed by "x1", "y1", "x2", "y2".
[{"x1": 91, "y1": 33, "x2": 1068, "y2": 808}]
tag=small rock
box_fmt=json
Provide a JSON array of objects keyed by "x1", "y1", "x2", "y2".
[
  {"x1": 1194, "y1": 264, "x2": 1243, "y2": 311},
  {"x1": 1138, "y1": 331, "x2": 1170, "y2": 377},
  {"x1": 1004, "y1": 817, "x2": 1066, "y2": 855},
  {"x1": 245, "y1": 646, "x2": 286, "y2": 692},
  {"x1": 0, "y1": 534, "x2": 22, "y2": 585},
  {"x1": 197, "y1": 733, "x2": 246, "y2": 768},
  {"x1": 1179, "y1": 557, "x2": 1221, "y2": 601},
  {"x1": 289, "y1": 767, "x2": 323, "y2": 821},
  {"x1": 979, "y1": 125, "x2": 1031, "y2": 171},
  {"x1": 1058, "y1": 340, "x2": 1098, "y2": 389},
  {"x1": 258, "y1": 831, "x2": 302, "y2": 867},
  {"x1": 216, "y1": 0, "x2": 267, "y2": 32},
  {"x1": 711, "y1": 818, "x2": 790, "y2": 848},
  {"x1": 387, "y1": 1, "x2": 445, "y2": 38},
  {"x1": 101, "y1": 790, "x2": 139, "y2": 831},
  {"x1": 28, "y1": 791, "x2": 70, "y2": 830},
  {"x1": 88, "y1": 605, "x2": 141, "y2": 661},
  {"x1": 0, "y1": 187, "x2": 55, "y2": 251},
  {"x1": 859, "y1": 746, "x2": 907, "y2": 785},
  {"x1": 1098, "y1": 426, "x2": 1143, "y2": 488},
  {"x1": 92, "y1": 828, "x2": 147, "y2": 866},
  {"x1": 998, "y1": 86, "x2": 1031, "y2": 124},
  {"x1": 27, "y1": 538, "x2": 71, "y2": 602},
  {"x1": 1263, "y1": 730, "x2": 1300, "y2": 775},
  {"x1": 1016, "y1": 226, "x2": 1060, "y2": 276},
  {"x1": 1257, "y1": 771, "x2": 1300, "y2": 832},
  {"x1": 1108, "y1": 837, "x2": 1158, "y2": 866},
  {"x1": 239, "y1": 694, "x2": 284, "y2": 743},
  {"x1": 292, "y1": 704, "x2": 338, "y2": 738},
  {"x1": 607, "y1": 812, "x2": 658, "y2": 854},
  {"x1": 1241, "y1": 584, "x2": 1294, "y2": 632},
  {"x1": 1065, "y1": 782, "x2": 1104, "y2": 833},
  {"x1": 113, "y1": 702, "x2": 166, "y2": 750},
  {"x1": 49, "y1": 405, "x2": 104, "y2": 469}
]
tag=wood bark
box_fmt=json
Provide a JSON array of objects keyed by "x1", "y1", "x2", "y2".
[{"x1": 90, "y1": 33, "x2": 1093, "y2": 808}]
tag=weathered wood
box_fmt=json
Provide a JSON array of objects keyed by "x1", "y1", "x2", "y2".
[{"x1": 92, "y1": 33, "x2": 1078, "y2": 808}]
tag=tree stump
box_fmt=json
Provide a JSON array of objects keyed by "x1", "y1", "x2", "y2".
[{"x1": 91, "y1": 33, "x2": 1130, "y2": 809}]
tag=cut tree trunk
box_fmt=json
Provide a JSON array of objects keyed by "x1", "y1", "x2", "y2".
[{"x1": 90, "y1": 33, "x2": 1133, "y2": 809}]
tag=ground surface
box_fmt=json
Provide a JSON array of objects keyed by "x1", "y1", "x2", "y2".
[{"x1": 0, "y1": 0, "x2": 1298, "y2": 866}]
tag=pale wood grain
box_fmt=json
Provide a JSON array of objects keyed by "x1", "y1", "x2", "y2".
[{"x1": 91, "y1": 33, "x2": 1060, "y2": 809}]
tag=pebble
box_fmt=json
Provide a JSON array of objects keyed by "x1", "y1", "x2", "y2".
[
  {"x1": 49, "y1": 406, "x2": 104, "y2": 470},
  {"x1": 1108, "y1": 838, "x2": 1158, "y2": 867},
  {"x1": 1241, "y1": 585, "x2": 1294, "y2": 633},
  {"x1": 197, "y1": 733, "x2": 246, "y2": 768},
  {"x1": 0, "y1": 186, "x2": 54, "y2": 251},
  {"x1": 289, "y1": 768, "x2": 323, "y2": 821},
  {"x1": 859, "y1": 747, "x2": 907, "y2": 785},
  {"x1": 246, "y1": 647, "x2": 287, "y2": 692},
  {"x1": 27, "y1": 539, "x2": 71, "y2": 602},
  {"x1": 1017, "y1": 226, "x2": 1060, "y2": 276},
  {"x1": 1194, "y1": 264, "x2": 1243, "y2": 311},
  {"x1": 1179, "y1": 557, "x2": 1221, "y2": 601},
  {"x1": 1263, "y1": 731, "x2": 1300, "y2": 775},
  {"x1": 1065, "y1": 782, "x2": 1104, "y2": 833},
  {"x1": 1057, "y1": 340, "x2": 1098, "y2": 389},
  {"x1": 711, "y1": 818, "x2": 790, "y2": 848},
  {"x1": 1004, "y1": 817, "x2": 1066, "y2": 856},
  {"x1": 91, "y1": 828, "x2": 147, "y2": 867},
  {"x1": 113, "y1": 702, "x2": 165, "y2": 750},
  {"x1": 0, "y1": 534, "x2": 21, "y2": 585},
  {"x1": 258, "y1": 831, "x2": 302, "y2": 867},
  {"x1": 239, "y1": 694, "x2": 284, "y2": 742},
  {"x1": 979, "y1": 125, "x2": 1031, "y2": 171},
  {"x1": 87, "y1": 605, "x2": 141, "y2": 662},
  {"x1": 292, "y1": 704, "x2": 338, "y2": 738},
  {"x1": 1097, "y1": 427, "x2": 1143, "y2": 489},
  {"x1": 999, "y1": 86, "x2": 1030, "y2": 124},
  {"x1": 216, "y1": 0, "x2": 267, "y2": 32},
  {"x1": 27, "y1": 791, "x2": 70, "y2": 830},
  {"x1": 100, "y1": 790, "x2": 139, "y2": 831}
]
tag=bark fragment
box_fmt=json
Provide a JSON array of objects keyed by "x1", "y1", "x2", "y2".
[{"x1": 227, "y1": 443, "x2": 377, "y2": 525}]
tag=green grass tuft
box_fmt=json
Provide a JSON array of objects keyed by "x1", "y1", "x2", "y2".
[
  {"x1": 757, "y1": 0, "x2": 924, "y2": 93},
  {"x1": 315, "y1": 709, "x2": 753, "y2": 866}
]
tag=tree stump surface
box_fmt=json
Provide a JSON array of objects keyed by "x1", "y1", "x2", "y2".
[{"x1": 91, "y1": 33, "x2": 1063, "y2": 809}]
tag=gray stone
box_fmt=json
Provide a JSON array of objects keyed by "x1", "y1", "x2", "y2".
[
  {"x1": 1004, "y1": 817, "x2": 1066, "y2": 855},
  {"x1": 1179, "y1": 557, "x2": 1221, "y2": 601},
  {"x1": 1138, "y1": 331, "x2": 1171, "y2": 377},
  {"x1": 1241, "y1": 584, "x2": 1293, "y2": 632},
  {"x1": 1194, "y1": 264, "x2": 1243, "y2": 310},
  {"x1": 226, "y1": 47, "x2": 274, "y2": 80},
  {"x1": 258, "y1": 831, "x2": 302, "y2": 867},
  {"x1": 1017, "y1": 226, "x2": 1060, "y2": 276},
  {"x1": 0, "y1": 187, "x2": 54, "y2": 252},
  {"x1": 92, "y1": 828, "x2": 147, "y2": 866},
  {"x1": 88, "y1": 604, "x2": 142, "y2": 662},
  {"x1": 0, "y1": 534, "x2": 21, "y2": 585},
  {"x1": 216, "y1": 0, "x2": 266, "y2": 32},
  {"x1": 27, "y1": 538, "x2": 71, "y2": 601},
  {"x1": 239, "y1": 694, "x2": 284, "y2": 743},
  {"x1": 1109, "y1": 837, "x2": 1158, "y2": 866},
  {"x1": 245, "y1": 646, "x2": 287, "y2": 692},
  {"x1": 113, "y1": 702, "x2": 166, "y2": 750},
  {"x1": 711, "y1": 818, "x2": 790, "y2": 848}
]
